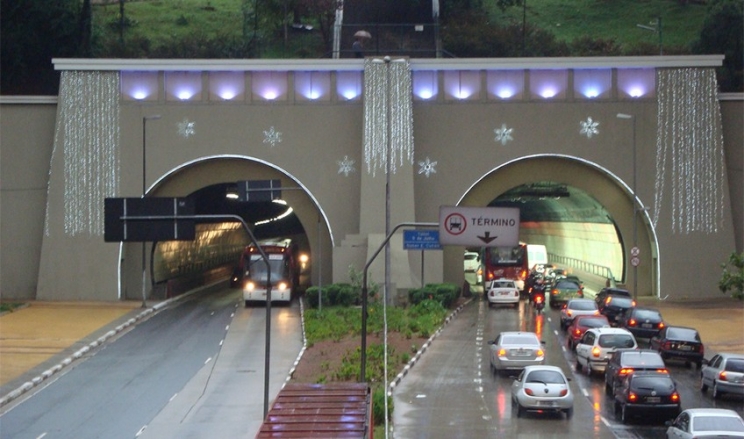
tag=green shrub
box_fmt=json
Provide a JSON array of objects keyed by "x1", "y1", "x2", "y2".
[{"x1": 372, "y1": 385, "x2": 393, "y2": 426}]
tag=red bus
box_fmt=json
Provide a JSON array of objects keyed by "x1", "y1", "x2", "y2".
[
  {"x1": 233, "y1": 243, "x2": 297, "y2": 306},
  {"x1": 481, "y1": 244, "x2": 548, "y2": 292}
]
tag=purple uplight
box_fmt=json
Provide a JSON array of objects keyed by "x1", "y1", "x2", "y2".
[
  {"x1": 413, "y1": 70, "x2": 438, "y2": 100},
  {"x1": 252, "y1": 71, "x2": 287, "y2": 101},
  {"x1": 618, "y1": 68, "x2": 655, "y2": 99},
  {"x1": 487, "y1": 70, "x2": 524, "y2": 100},
  {"x1": 337, "y1": 71, "x2": 362, "y2": 101},
  {"x1": 574, "y1": 69, "x2": 611, "y2": 99},
  {"x1": 530, "y1": 69, "x2": 567, "y2": 100}
]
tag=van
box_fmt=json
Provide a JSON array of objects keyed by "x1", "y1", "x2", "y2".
[{"x1": 527, "y1": 244, "x2": 548, "y2": 266}]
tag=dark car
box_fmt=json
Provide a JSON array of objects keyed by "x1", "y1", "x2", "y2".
[
  {"x1": 549, "y1": 279, "x2": 584, "y2": 309},
  {"x1": 605, "y1": 349, "x2": 667, "y2": 395},
  {"x1": 595, "y1": 287, "x2": 631, "y2": 306},
  {"x1": 598, "y1": 294, "x2": 637, "y2": 326},
  {"x1": 613, "y1": 370, "x2": 681, "y2": 424},
  {"x1": 619, "y1": 307, "x2": 665, "y2": 339},
  {"x1": 649, "y1": 325, "x2": 705, "y2": 368},
  {"x1": 566, "y1": 314, "x2": 611, "y2": 351}
]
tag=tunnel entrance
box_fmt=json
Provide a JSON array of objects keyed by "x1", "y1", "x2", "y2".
[
  {"x1": 119, "y1": 156, "x2": 331, "y2": 301},
  {"x1": 456, "y1": 155, "x2": 658, "y2": 298}
]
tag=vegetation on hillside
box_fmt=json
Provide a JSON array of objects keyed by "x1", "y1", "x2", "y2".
[{"x1": 1, "y1": 0, "x2": 741, "y2": 94}]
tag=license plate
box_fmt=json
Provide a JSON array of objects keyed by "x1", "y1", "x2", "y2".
[
  {"x1": 679, "y1": 345, "x2": 692, "y2": 351},
  {"x1": 641, "y1": 323, "x2": 652, "y2": 328},
  {"x1": 646, "y1": 397, "x2": 660, "y2": 403},
  {"x1": 500, "y1": 291, "x2": 510, "y2": 295},
  {"x1": 538, "y1": 400, "x2": 557, "y2": 407},
  {"x1": 513, "y1": 350, "x2": 531, "y2": 357}
]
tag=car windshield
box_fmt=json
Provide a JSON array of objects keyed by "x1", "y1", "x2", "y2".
[
  {"x1": 464, "y1": 254, "x2": 478, "y2": 261},
  {"x1": 725, "y1": 359, "x2": 744, "y2": 372},
  {"x1": 493, "y1": 281, "x2": 515, "y2": 288},
  {"x1": 624, "y1": 352, "x2": 665, "y2": 368},
  {"x1": 501, "y1": 335, "x2": 539, "y2": 346},
  {"x1": 578, "y1": 317, "x2": 609, "y2": 328},
  {"x1": 631, "y1": 376, "x2": 674, "y2": 392},
  {"x1": 598, "y1": 334, "x2": 635, "y2": 348},
  {"x1": 526, "y1": 370, "x2": 565, "y2": 384},
  {"x1": 608, "y1": 297, "x2": 633, "y2": 307},
  {"x1": 666, "y1": 327, "x2": 701, "y2": 342},
  {"x1": 556, "y1": 281, "x2": 579, "y2": 291},
  {"x1": 633, "y1": 309, "x2": 661, "y2": 320},
  {"x1": 569, "y1": 301, "x2": 596, "y2": 310},
  {"x1": 693, "y1": 416, "x2": 744, "y2": 432}
]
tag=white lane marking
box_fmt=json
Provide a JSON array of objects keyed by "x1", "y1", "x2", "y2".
[
  {"x1": 169, "y1": 393, "x2": 178, "y2": 402},
  {"x1": 600, "y1": 416, "x2": 611, "y2": 427},
  {"x1": 211, "y1": 311, "x2": 214, "y2": 316},
  {"x1": 225, "y1": 325, "x2": 229, "y2": 331},
  {"x1": 582, "y1": 388, "x2": 589, "y2": 397},
  {"x1": 219, "y1": 339, "x2": 224, "y2": 346},
  {"x1": 36, "y1": 434, "x2": 47, "y2": 439},
  {"x1": 205, "y1": 357, "x2": 212, "y2": 364},
  {"x1": 231, "y1": 312, "x2": 235, "y2": 318},
  {"x1": 135, "y1": 425, "x2": 147, "y2": 437}
]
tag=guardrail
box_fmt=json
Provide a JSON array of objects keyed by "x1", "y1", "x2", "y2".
[{"x1": 548, "y1": 253, "x2": 616, "y2": 287}]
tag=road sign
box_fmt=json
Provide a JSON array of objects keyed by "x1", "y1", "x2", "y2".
[
  {"x1": 630, "y1": 246, "x2": 640, "y2": 257},
  {"x1": 631, "y1": 256, "x2": 640, "y2": 267},
  {"x1": 438, "y1": 206, "x2": 520, "y2": 247},
  {"x1": 104, "y1": 197, "x2": 195, "y2": 242},
  {"x1": 403, "y1": 230, "x2": 442, "y2": 250},
  {"x1": 237, "y1": 179, "x2": 281, "y2": 202}
]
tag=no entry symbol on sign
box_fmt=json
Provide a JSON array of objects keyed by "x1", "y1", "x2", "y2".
[{"x1": 444, "y1": 213, "x2": 467, "y2": 236}]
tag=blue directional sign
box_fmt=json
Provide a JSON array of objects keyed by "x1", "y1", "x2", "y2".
[{"x1": 403, "y1": 230, "x2": 442, "y2": 250}]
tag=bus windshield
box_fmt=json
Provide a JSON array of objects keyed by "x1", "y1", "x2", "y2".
[
  {"x1": 487, "y1": 246, "x2": 525, "y2": 266},
  {"x1": 247, "y1": 255, "x2": 286, "y2": 283}
]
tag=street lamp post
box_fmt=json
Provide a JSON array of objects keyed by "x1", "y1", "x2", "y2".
[
  {"x1": 142, "y1": 115, "x2": 161, "y2": 308},
  {"x1": 617, "y1": 113, "x2": 638, "y2": 300}
]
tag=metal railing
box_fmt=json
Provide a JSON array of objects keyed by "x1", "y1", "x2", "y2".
[{"x1": 548, "y1": 253, "x2": 616, "y2": 285}]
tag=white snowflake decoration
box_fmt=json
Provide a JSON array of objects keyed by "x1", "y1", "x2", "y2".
[
  {"x1": 177, "y1": 118, "x2": 196, "y2": 138},
  {"x1": 494, "y1": 123, "x2": 514, "y2": 145},
  {"x1": 418, "y1": 157, "x2": 438, "y2": 178},
  {"x1": 263, "y1": 126, "x2": 282, "y2": 147},
  {"x1": 580, "y1": 117, "x2": 599, "y2": 138},
  {"x1": 337, "y1": 155, "x2": 356, "y2": 177}
]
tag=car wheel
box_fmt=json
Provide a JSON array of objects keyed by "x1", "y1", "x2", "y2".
[
  {"x1": 516, "y1": 403, "x2": 524, "y2": 418},
  {"x1": 614, "y1": 400, "x2": 621, "y2": 417},
  {"x1": 712, "y1": 382, "x2": 722, "y2": 399},
  {"x1": 621, "y1": 404, "x2": 630, "y2": 424},
  {"x1": 564, "y1": 407, "x2": 573, "y2": 419},
  {"x1": 605, "y1": 379, "x2": 612, "y2": 396},
  {"x1": 575, "y1": 358, "x2": 583, "y2": 372},
  {"x1": 696, "y1": 360, "x2": 703, "y2": 370},
  {"x1": 700, "y1": 375, "x2": 708, "y2": 392}
]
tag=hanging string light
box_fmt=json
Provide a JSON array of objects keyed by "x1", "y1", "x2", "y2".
[
  {"x1": 654, "y1": 68, "x2": 724, "y2": 234},
  {"x1": 363, "y1": 57, "x2": 414, "y2": 176},
  {"x1": 50, "y1": 71, "x2": 120, "y2": 237}
]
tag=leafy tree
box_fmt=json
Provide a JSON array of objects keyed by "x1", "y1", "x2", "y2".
[
  {"x1": 692, "y1": 0, "x2": 743, "y2": 92},
  {"x1": 719, "y1": 252, "x2": 744, "y2": 300}
]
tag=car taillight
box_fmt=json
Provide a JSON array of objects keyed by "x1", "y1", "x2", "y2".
[
  {"x1": 567, "y1": 310, "x2": 573, "y2": 317},
  {"x1": 592, "y1": 310, "x2": 599, "y2": 315},
  {"x1": 619, "y1": 368, "x2": 634, "y2": 376},
  {"x1": 559, "y1": 389, "x2": 568, "y2": 396},
  {"x1": 658, "y1": 322, "x2": 665, "y2": 329},
  {"x1": 525, "y1": 388, "x2": 534, "y2": 396},
  {"x1": 631, "y1": 300, "x2": 637, "y2": 306},
  {"x1": 536, "y1": 349, "x2": 544, "y2": 357},
  {"x1": 605, "y1": 297, "x2": 612, "y2": 304},
  {"x1": 498, "y1": 348, "x2": 507, "y2": 357},
  {"x1": 535, "y1": 296, "x2": 543, "y2": 303},
  {"x1": 628, "y1": 392, "x2": 637, "y2": 402},
  {"x1": 719, "y1": 371, "x2": 728, "y2": 381},
  {"x1": 700, "y1": 345, "x2": 704, "y2": 355},
  {"x1": 552, "y1": 289, "x2": 558, "y2": 295},
  {"x1": 487, "y1": 272, "x2": 494, "y2": 281},
  {"x1": 574, "y1": 329, "x2": 581, "y2": 336},
  {"x1": 670, "y1": 392, "x2": 680, "y2": 402},
  {"x1": 657, "y1": 368, "x2": 669, "y2": 374},
  {"x1": 519, "y1": 270, "x2": 528, "y2": 280},
  {"x1": 592, "y1": 346, "x2": 601, "y2": 358},
  {"x1": 628, "y1": 318, "x2": 637, "y2": 326},
  {"x1": 663, "y1": 341, "x2": 672, "y2": 350}
]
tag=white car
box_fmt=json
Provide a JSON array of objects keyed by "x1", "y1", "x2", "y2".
[
  {"x1": 511, "y1": 365, "x2": 574, "y2": 419},
  {"x1": 575, "y1": 327, "x2": 637, "y2": 376},
  {"x1": 559, "y1": 298, "x2": 600, "y2": 330},
  {"x1": 463, "y1": 251, "x2": 480, "y2": 272},
  {"x1": 487, "y1": 279, "x2": 520, "y2": 307},
  {"x1": 700, "y1": 352, "x2": 744, "y2": 399},
  {"x1": 666, "y1": 408, "x2": 744, "y2": 439}
]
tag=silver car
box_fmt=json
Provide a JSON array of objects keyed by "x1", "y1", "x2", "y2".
[
  {"x1": 511, "y1": 365, "x2": 574, "y2": 418},
  {"x1": 488, "y1": 331, "x2": 545, "y2": 375},
  {"x1": 666, "y1": 408, "x2": 744, "y2": 439},
  {"x1": 700, "y1": 352, "x2": 744, "y2": 399}
]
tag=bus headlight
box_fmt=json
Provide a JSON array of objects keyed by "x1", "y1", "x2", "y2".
[
  {"x1": 277, "y1": 281, "x2": 289, "y2": 291},
  {"x1": 244, "y1": 281, "x2": 256, "y2": 291}
]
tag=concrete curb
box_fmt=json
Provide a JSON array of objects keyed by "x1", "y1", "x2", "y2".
[
  {"x1": 0, "y1": 288, "x2": 205, "y2": 409},
  {"x1": 388, "y1": 298, "x2": 473, "y2": 395}
]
